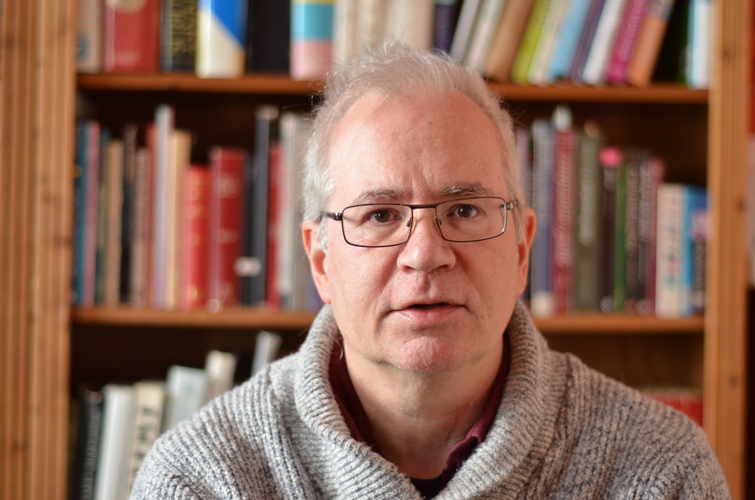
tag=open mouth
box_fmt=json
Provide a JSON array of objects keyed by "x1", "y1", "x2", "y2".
[{"x1": 408, "y1": 302, "x2": 450, "y2": 309}]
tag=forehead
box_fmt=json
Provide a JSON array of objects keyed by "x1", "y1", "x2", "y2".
[{"x1": 328, "y1": 88, "x2": 505, "y2": 203}]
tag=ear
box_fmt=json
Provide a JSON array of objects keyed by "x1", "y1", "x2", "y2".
[
  {"x1": 302, "y1": 220, "x2": 332, "y2": 304},
  {"x1": 516, "y1": 207, "x2": 536, "y2": 297}
]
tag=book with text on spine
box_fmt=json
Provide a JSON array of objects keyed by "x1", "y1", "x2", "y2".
[
  {"x1": 103, "y1": 0, "x2": 160, "y2": 73},
  {"x1": 161, "y1": 0, "x2": 198, "y2": 72},
  {"x1": 182, "y1": 165, "x2": 211, "y2": 310},
  {"x1": 197, "y1": 0, "x2": 248, "y2": 78}
]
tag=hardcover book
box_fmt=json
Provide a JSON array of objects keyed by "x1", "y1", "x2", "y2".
[
  {"x1": 433, "y1": 0, "x2": 460, "y2": 53},
  {"x1": 76, "y1": 0, "x2": 103, "y2": 73},
  {"x1": 246, "y1": 0, "x2": 291, "y2": 73},
  {"x1": 483, "y1": 0, "x2": 537, "y2": 81},
  {"x1": 182, "y1": 165, "x2": 211, "y2": 310},
  {"x1": 385, "y1": 0, "x2": 435, "y2": 52},
  {"x1": 161, "y1": 0, "x2": 198, "y2": 72},
  {"x1": 625, "y1": 0, "x2": 676, "y2": 86},
  {"x1": 126, "y1": 381, "x2": 165, "y2": 493},
  {"x1": 93, "y1": 384, "x2": 137, "y2": 500},
  {"x1": 290, "y1": 0, "x2": 334, "y2": 80},
  {"x1": 103, "y1": 0, "x2": 161, "y2": 72},
  {"x1": 104, "y1": 139, "x2": 125, "y2": 306},
  {"x1": 120, "y1": 124, "x2": 138, "y2": 304},
  {"x1": 464, "y1": 0, "x2": 508, "y2": 73},
  {"x1": 197, "y1": 0, "x2": 248, "y2": 78}
]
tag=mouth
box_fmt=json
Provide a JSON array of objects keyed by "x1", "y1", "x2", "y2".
[{"x1": 407, "y1": 302, "x2": 451, "y2": 310}]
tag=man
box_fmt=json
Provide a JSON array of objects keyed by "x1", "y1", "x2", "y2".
[{"x1": 132, "y1": 44, "x2": 729, "y2": 499}]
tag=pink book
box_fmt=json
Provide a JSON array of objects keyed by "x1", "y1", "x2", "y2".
[{"x1": 605, "y1": 0, "x2": 651, "y2": 84}]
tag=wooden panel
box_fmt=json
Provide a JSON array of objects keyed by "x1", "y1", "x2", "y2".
[{"x1": 705, "y1": 0, "x2": 750, "y2": 496}]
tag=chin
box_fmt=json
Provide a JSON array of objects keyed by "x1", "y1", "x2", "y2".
[{"x1": 394, "y1": 336, "x2": 469, "y2": 373}]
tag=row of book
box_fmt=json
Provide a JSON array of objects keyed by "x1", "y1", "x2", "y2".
[
  {"x1": 519, "y1": 105, "x2": 706, "y2": 318},
  {"x1": 69, "y1": 333, "x2": 283, "y2": 500},
  {"x1": 75, "y1": 0, "x2": 710, "y2": 87},
  {"x1": 71, "y1": 106, "x2": 321, "y2": 311}
]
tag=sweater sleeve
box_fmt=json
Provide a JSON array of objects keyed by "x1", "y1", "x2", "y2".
[{"x1": 655, "y1": 431, "x2": 731, "y2": 500}]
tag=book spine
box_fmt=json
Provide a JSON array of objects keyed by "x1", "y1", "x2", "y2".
[
  {"x1": 183, "y1": 166, "x2": 211, "y2": 310},
  {"x1": 527, "y1": 0, "x2": 570, "y2": 84},
  {"x1": 511, "y1": 0, "x2": 553, "y2": 84},
  {"x1": 449, "y1": 0, "x2": 482, "y2": 62},
  {"x1": 165, "y1": 130, "x2": 193, "y2": 309},
  {"x1": 76, "y1": 0, "x2": 103, "y2": 73},
  {"x1": 162, "y1": 366, "x2": 208, "y2": 432},
  {"x1": 104, "y1": 139, "x2": 125, "y2": 306},
  {"x1": 655, "y1": 183, "x2": 684, "y2": 317},
  {"x1": 432, "y1": 0, "x2": 460, "y2": 53},
  {"x1": 83, "y1": 122, "x2": 101, "y2": 307},
  {"x1": 568, "y1": 0, "x2": 606, "y2": 81},
  {"x1": 72, "y1": 123, "x2": 87, "y2": 305},
  {"x1": 686, "y1": 0, "x2": 712, "y2": 88},
  {"x1": 581, "y1": 0, "x2": 631, "y2": 85},
  {"x1": 266, "y1": 144, "x2": 283, "y2": 309},
  {"x1": 545, "y1": 0, "x2": 593, "y2": 81},
  {"x1": 574, "y1": 126, "x2": 604, "y2": 311},
  {"x1": 623, "y1": 153, "x2": 640, "y2": 313},
  {"x1": 94, "y1": 129, "x2": 112, "y2": 305},
  {"x1": 613, "y1": 156, "x2": 627, "y2": 313},
  {"x1": 126, "y1": 382, "x2": 165, "y2": 493},
  {"x1": 689, "y1": 188, "x2": 707, "y2": 314},
  {"x1": 196, "y1": 0, "x2": 248, "y2": 78},
  {"x1": 385, "y1": 0, "x2": 435, "y2": 52},
  {"x1": 332, "y1": 0, "x2": 359, "y2": 64},
  {"x1": 248, "y1": 0, "x2": 292, "y2": 72},
  {"x1": 208, "y1": 147, "x2": 246, "y2": 309},
  {"x1": 120, "y1": 124, "x2": 138, "y2": 304},
  {"x1": 151, "y1": 106, "x2": 175, "y2": 309},
  {"x1": 93, "y1": 385, "x2": 137, "y2": 500},
  {"x1": 290, "y1": 0, "x2": 334, "y2": 80},
  {"x1": 130, "y1": 147, "x2": 150, "y2": 307},
  {"x1": 599, "y1": 147, "x2": 621, "y2": 312},
  {"x1": 530, "y1": 119, "x2": 554, "y2": 316},
  {"x1": 144, "y1": 124, "x2": 157, "y2": 307},
  {"x1": 464, "y1": 0, "x2": 508, "y2": 73},
  {"x1": 605, "y1": 0, "x2": 650, "y2": 83},
  {"x1": 161, "y1": 0, "x2": 198, "y2": 72},
  {"x1": 483, "y1": 0, "x2": 538, "y2": 81},
  {"x1": 625, "y1": 0, "x2": 675, "y2": 86},
  {"x1": 73, "y1": 390, "x2": 103, "y2": 500},
  {"x1": 355, "y1": 0, "x2": 388, "y2": 54},
  {"x1": 636, "y1": 155, "x2": 664, "y2": 314},
  {"x1": 551, "y1": 105, "x2": 576, "y2": 313},
  {"x1": 103, "y1": 0, "x2": 160, "y2": 72}
]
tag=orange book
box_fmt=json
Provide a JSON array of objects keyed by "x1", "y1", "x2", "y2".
[
  {"x1": 625, "y1": 0, "x2": 676, "y2": 87},
  {"x1": 483, "y1": 0, "x2": 538, "y2": 82}
]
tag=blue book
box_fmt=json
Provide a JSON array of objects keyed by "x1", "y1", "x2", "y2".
[
  {"x1": 530, "y1": 119, "x2": 554, "y2": 317},
  {"x1": 433, "y1": 0, "x2": 461, "y2": 53},
  {"x1": 196, "y1": 0, "x2": 248, "y2": 78},
  {"x1": 545, "y1": 0, "x2": 594, "y2": 82},
  {"x1": 680, "y1": 186, "x2": 706, "y2": 316}
]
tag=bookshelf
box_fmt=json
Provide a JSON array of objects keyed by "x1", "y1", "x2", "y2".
[{"x1": 0, "y1": 1, "x2": 750, "y2": 500}]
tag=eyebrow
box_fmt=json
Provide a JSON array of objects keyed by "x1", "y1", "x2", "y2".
[{"x1": 351, "y1": 183, "x2": 494, "y2": 205}]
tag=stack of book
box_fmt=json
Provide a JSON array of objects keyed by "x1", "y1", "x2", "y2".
[
  {"x1": 71, "y1": 106, "x2": 320, "y2": 312},
  {"x1": 75, "y1": 0, "x2": 711, "y2": 87},
  {"x1": 519, "y1": 105, "x2": 706, "y2": 318}
]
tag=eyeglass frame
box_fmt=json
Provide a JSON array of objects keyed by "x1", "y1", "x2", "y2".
[{"x1": 320, "y1": 196, "x2": 518, "y2": 248}]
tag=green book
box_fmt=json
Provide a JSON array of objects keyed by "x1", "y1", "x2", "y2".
[
  {"x1": 511, "y1": 0, "x2": 553, "y2": 83},
  {"x1": 613, "y1": 157, "x2": 627, "y2": 313}
]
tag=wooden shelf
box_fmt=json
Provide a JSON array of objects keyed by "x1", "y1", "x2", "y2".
[
  {"x1": 76, "y1": 72, "x2": 709, "y2": 104},
  {"x1": 72, "y1": 306, "x2": 704, "y2": 334}
]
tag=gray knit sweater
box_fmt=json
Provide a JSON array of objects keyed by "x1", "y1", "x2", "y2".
[{"x1": 131, "y1": 302, "x2": 729, "y2": 499}]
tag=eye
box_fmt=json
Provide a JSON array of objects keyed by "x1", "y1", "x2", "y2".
[
  {"x1": 449, "y1": 204, "x2": 479, "y2": 218},
  {"x1": 369, "y1": 209, "x2": 393, "y2": 223}
]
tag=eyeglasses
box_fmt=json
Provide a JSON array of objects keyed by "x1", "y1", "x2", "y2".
[{"x1": 321, "y1": 196, "x2": 517, "y2": 248}]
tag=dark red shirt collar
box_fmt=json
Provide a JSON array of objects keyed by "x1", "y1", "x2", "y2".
[{"x1": 329, "y1": 335, "x2": 510, "y2": 488}]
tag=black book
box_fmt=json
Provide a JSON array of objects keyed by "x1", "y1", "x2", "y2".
[
  {"x1": 120, "y1": 123, "x2": 138, "y2": 304},
  {"x1": 245, "y1": 0, "x2": 290, "y2": 74},
  {"x1": 72, "y1": 389, "x2": 104, "y2": 500}
]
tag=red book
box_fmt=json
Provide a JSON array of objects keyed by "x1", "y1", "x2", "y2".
[
  {"x1": 208, "y1": 147, "x2": 246, "y2": 309},
  {"x1": 103, "y1": 0, "x2": 160, "y2": 72},
  {"x1": 182, "y1": 166, "x2": 210, "y2": 310},
  {"x1": 551, "y1": 106, "x2": 577, "y2": 313},
  {"x1": 265, "y1": 144, "x2": 282, "y2": 309}
]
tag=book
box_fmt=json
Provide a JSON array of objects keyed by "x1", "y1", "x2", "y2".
[
  {"x1": 103, "y1": 0, "x2": 160, "y2": 72},
  {"x1": 604, "y1": 0, "x2": 651, "y2": 83},
  {"x1": 625, "y1": 0, "x2": 676, "y2": 86},
  {"x1": 182, "y1": 166, "x2": 211, "y2": 310},
  {"x1": 72, "y1": 389, "x2": 103, "y2": 500},
  {"x1": 449, "y1": 0, "x2": 483, "y2": 62},
  {"x1": 515, "y1": 127, "x2": 532, "y2": 305},
  {"x1": 622, "y1": 151, "x2": 640, "y2": 313},
  {"x1": 355, "y1": 0, "x2": 388, "y2": 54},
  {"x1": 649, "y1": 0, "x2": 687, "y2": 84},
  {"x1": 679, "y1": 186, "x2": 705, "y2": 316},
  {"x1": 246, "y1": 0, "x2": 291, "y2": 73},
  {"x1": 332, "y1": 0, "x2": 358, "y2": 64},
  {"x1": 76, "y1": 0, "x2": 103, "y2": 73},
  {"x1": 94, "y1": 128, "x2": 112, "y2": 305},
  {"x1": 204, "y1": 350, "x2": 237, "y2": 403},
  {"x1": 655, "y1": 183, "x2": 684, "y2": 317},
  {"x1": 151, "y1": 106, "x2": 175, "y2": 309},
  {"x1": 599, "y1": 147, "x2": 621, "y2": 313},
  {"x1": 120, "y1": 124, "x2": 138, "y2": 304},
  {"x1": 612, "y1": 154, "x2": 627, "y2": 313},
  {"x1": 385, "y1": 0, "x2": 435, "y2": 51},
  {"x1": 196, "y1": 0, "x2": 249, "y2": 78},
  {"x1": 464, "y1": 0, "x2": 509, "y2": 73},
  {"x1": 290, "y1": 0, "x2": 334, "y2": 80},
  {"x1": 574, "y1": 123, "x2": 604, "y2": 311},
  {"x1": 544, "y1": 0, "x2": 593, "y2": 82},
  {"x1": 208, "y1": 147, "x2": 246, "y2": 309},
  {"x1": 643, "y1": 386, "x2": 703, "y2": 426},
  {"x1": 126, "y1": 381, "x2": 165, "y2": 493},
  {"x1": 265, "y1": 144, "x2": 283, "y2": 309},
  {"x1": 104, "y1": 139, "x2": 125, "y2": 306},
  {"x1": 130, "y1": 146, "x2": 151, "y2": 307},
  {"x1": 483, "y1": 0, "x2": 537, "y2": 81},
  {"x1": 527, "y1": 0, "x2": 569, "y2": 84},
  {"x1": 530, "y1": 118, "x2": 554, "y2": 316},
  {"x1": 568, "y1": 0, "x2": 605, "y2": 82},
  {"x1": 433, "y1": 0, "x2": 460, "y2": 53},
  {"x1": 510, "y1": 0, "x2": 553, "y2": 84},
  {"x1": 165, "y1": 129, "x2": 193, "y2": 309},
  {"x1": 550, "y1": 105, "x2": 576, "y2": 313},
  {"x1": 94, "y1": 384, "x2": 137, "y2": 500},
  {"x1": 162, "y1": 366, "x2": 208, "y2": 432},
  {"x1": 240, "y1": 106, "x2": 278, "y2": 306},
  {"x1": 251, "y1": 331, "x2": 283, "y2": 376},
  {"x1": 685, "y1": 0, "x2": 712, "y2": 89},
  {"x1": 580, "y1": 0, "x2": 630, "y2": 85},
  {"x1": 636, "y1": 155, "x2": 664, "y2": 314},
  {"x1": 689, "y1": 188, "x2": 707, "y2": 314},
  {"x1": 161, "y1": 0, "x2": 198, "y2": 72}
]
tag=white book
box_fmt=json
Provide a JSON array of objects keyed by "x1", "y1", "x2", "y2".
[
  {"x1": 333, "y1": 0, "x2": 360, "y2": 64},
  {"x1": 449, "y1": 0, "x2": 483, "y2": 62},
  {"x1": 126, "y1": 381, "x2": 165, "y2": 494},
  {"x1": 130, "y1": 147, "x2": 150, "y2": 307},
  {"x1": 162, "y1": 366, "x2": 208, "y2": 432},
  {"x1": 655, "y1": 184, "x2": 685, "y2": 317},
  {"x1": 356, "y1": 0, "x2": 388, "y2": 53},
  {"x1": 581, "y1": 0, "x2": 630, "y2": 85},
  {"x1": 252, "y1": 331, "x2": 283, "y2": 376},
  {"x1": 152, "y1": 105, "x2": 175, "y2": 309},
  {"x1": 94, "y1": 384, "x2": 137, "y2": 500},
  {"x1": 204, "y1": 351, "x2": 237, "y2": 403},
  {"x1": 464, "y1": 0, "x2": 508, "y2": 73},
  {"x1": 385, "y1": 0, "x2": 435, "y2": 51},
  {"x1": 526, "y1": 0, "x2": 569, "y2": 84},
  {"x1": 104, "y1": 140, "x2": 124, "y2": 306},
  {"x1": 687, "y1": 0, "x2": 713, "y2": 89},
  {"x1": 76, "y1": 0, "x2": 102, "y2": 73}
]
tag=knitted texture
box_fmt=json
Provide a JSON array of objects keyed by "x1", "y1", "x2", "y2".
[{"x1": 131, "y1": 301, "x2": 730, "y2": 499}]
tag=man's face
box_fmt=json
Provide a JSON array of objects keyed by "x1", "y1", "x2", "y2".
[{"x1": 303, "y1": 88, "x2": 534, "y2": 375}]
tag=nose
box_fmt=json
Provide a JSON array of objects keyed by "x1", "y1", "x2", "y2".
[{"x1": 397, "y1": 208, "x2": 456, "y2": 273}]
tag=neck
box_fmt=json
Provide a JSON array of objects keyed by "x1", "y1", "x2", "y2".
[{"x1": 344, "y1": 342, "x2": 503, "y2": 479}]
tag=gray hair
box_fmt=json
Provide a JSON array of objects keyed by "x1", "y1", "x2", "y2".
[{"x1": 302, "y1": 42, "x2": 524, "y2": 247}]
